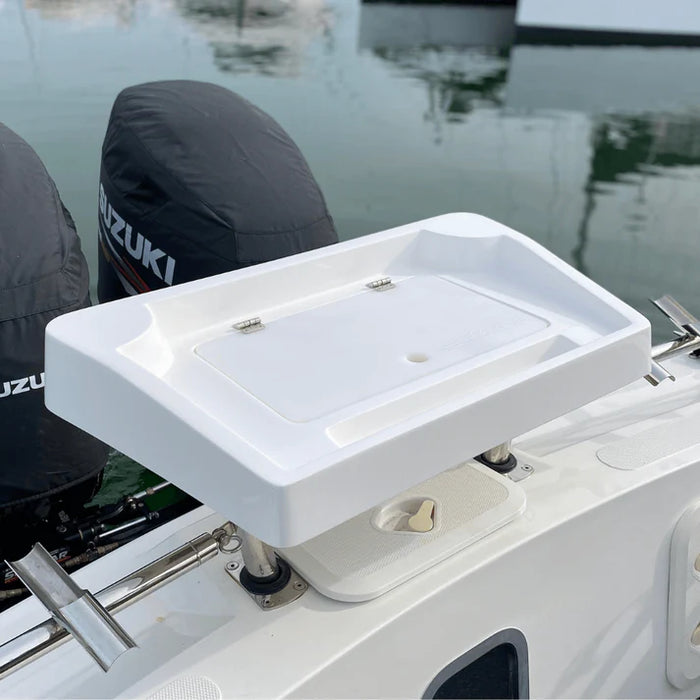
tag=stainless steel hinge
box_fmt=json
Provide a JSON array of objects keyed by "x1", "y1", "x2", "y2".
[
  {"x1": 233, "y1": 317, "x2": 264, "y2": 334},
  {"x1": 366, "y1": 277, "x2": 395, "y2": 292}
]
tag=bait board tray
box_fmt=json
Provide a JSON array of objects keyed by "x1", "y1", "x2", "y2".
[{"x1": 45, "y1": 213, "x2": 650, "y2": 546}]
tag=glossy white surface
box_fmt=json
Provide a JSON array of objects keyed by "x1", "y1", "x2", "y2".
[
  {"x1": 667, "y1": 501, "x2": 700, "y2": 689},
  {"x1": 4, "y1": 353, "x2": 700, "y2": 697},
  {"x1": 44, "y1": 213, "x2": 649, "y2": 547}
]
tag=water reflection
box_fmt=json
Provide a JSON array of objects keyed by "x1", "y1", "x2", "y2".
[
  {"x1": 3, "y1": 0, "x2": 700, "y2": 333},
  {"x1": 4, "y1": 0, "x2": 700, "y2": 497},
  {"x1": 372, "y1": 46, "x2": 508, "y2": 142},
  {"x1": 175, "y1": 0, "x2": 331, "y2": 76},
  {"x1": 358, "y1": 4, "x2": 700, "y2": 331},
  {"x1": 360, "y1": 3, "x2": 512, "y2": 141},
  {"x1": 574, "y1": 113, "x2": 700, "y2": 277},
  {"x1": 25, "y1": 0, "x2": 139, "y2": 26},
  {"x1": 358, "y1": 3, "x2": 516, "y2": 50}
]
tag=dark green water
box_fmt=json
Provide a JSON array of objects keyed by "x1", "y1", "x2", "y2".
[{"x1": 2, "y1": 0, "x2": 700, "y2": 498}]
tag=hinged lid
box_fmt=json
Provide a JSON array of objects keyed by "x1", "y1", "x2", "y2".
[{"x1": 45, "y1": 213, "x2": 650, "y2": 546}]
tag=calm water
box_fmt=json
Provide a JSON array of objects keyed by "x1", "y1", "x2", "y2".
[{"x1": 2, "y1": 0, "x2": 700, "y2": 496}]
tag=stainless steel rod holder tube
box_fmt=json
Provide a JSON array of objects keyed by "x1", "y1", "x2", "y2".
[
  {"x1": 0, "y1": 529, "x2": 221, "y2": 680},
  {"x1": 7, "y1": 543, "x2": 136, "y2": 672},
  {"x1": 239, "y1": 529, "x2": 278, "y2": 580}
]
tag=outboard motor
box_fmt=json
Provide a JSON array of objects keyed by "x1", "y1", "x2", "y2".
[
  {"x1": 0, "y1": 124, "x2": 109, "y2": 558},
  {"x1": 97, "y1": 80, "x2": 338, "y2": 301}
]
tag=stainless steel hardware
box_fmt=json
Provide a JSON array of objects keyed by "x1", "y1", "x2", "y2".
[
  {"x1": 224, "y1": 543, "x2": 308, "y2": 611},
  {"x1": 233, "y1": 317, "x2": 264, "y2": 333},
  {"x1": 646, "y1": 296, "x2": 700, "y2": 385},
  {"x1": 0, "y1": 527, "x2": 224, "y2": 679},
  {"x1": 477, "y1": 440, "x2": 518, "y2": 474},
  {"x1": 481, "y1": 441, "x2": 512, "y2": 465},
  {"x1": 6, "y1": 543, "x2": 136, "y2": 672},
  {"x1": 652, "y1": 295, "x2": 700, "y2": 338},
  {"x1": 239, "y1": 529, "x2": 278, "y2": 580},
  {"x1": 646, "y1": 359, "x2": 676, "y2": 386},
  {"x1": 366, "y1": 277, "x2": 395, "y2": 291}
]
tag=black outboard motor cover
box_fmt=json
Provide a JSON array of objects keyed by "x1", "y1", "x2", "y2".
[
  {"x1": 98, "y1": 80, "x2": 338, "y2": 301},
  {"x1": 0, "y1": 123, "x2": 108, "y2": 523}
]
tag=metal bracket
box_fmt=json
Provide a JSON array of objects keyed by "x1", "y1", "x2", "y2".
[
  {"x1": 646, "y1": 359, "x2": 676, "y2": 386},
  {"x1": 645, "y1": 295, "x2": 700, "y2": 385},
  {"x1": 224, "y1": 550, "x2": 307, "y2": 610},
  {"x1": 233, "y1": 317, "x2": 264, "y2": 334},
  {"x1": 652, "y1": 295, "x2": 700, "y2": 337},
  {"x1": 366, "y1": 277, "x2": 395, "y2": 292},
  {"x1": 508, "y1": 462, "x2": 534, "y2": 482}
]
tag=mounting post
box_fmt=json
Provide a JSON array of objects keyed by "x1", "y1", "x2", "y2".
[
  {"x1": 239, "y1": 529, "x2": 278, "y2": 580},
  {"x1": 477, "y1": 440, "x2": 518, "y2": 474},
  {"x1": 237, "y1": 529, "x2": 292, "y2": 597}
]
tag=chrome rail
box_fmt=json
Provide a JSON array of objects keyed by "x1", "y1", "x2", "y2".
[{"x1": 0, "y1": 525, "x2": 231, "y2": 679}]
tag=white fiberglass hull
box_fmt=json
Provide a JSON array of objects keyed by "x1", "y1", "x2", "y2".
[{"x1": 2, "y1": 352, "x2": 700, "y2": 697}]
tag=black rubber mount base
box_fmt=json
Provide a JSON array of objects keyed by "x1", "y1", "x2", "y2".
[
  {"x1": 475, "y1": 452, "x2": 518, "y2": 475},
  {"x1": 240, "y1": 556, "x2": 292, "y2": 595}
]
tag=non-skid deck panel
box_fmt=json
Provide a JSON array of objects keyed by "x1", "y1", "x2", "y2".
[
  {"x1": 597, "y1": 412, "x2": 700, "y2": 470},
  {"x1": 282, "y1": 462, "x2": 525, "y2": 601}
]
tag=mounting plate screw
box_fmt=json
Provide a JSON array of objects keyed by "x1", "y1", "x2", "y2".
[
  {"x1": 226, "y1": 561, "x2": 239, "y2": 571},
  {"x1": 293, "y1": 581, "x2": 305, "y2": 591},
  {"x1": 522, "y1": 464, "x2": 533, "y2": 472},
  {"x1": 262, "y1": 598, "x2": 272, "y2": 607}
]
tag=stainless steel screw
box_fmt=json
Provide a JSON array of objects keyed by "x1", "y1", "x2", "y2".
[
  {"x1": 293, "y1": 581, "x2": 305, "y2": 591},
  {"x1": 226, "y1": 561, "x2": 239, "y2": 571}
]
